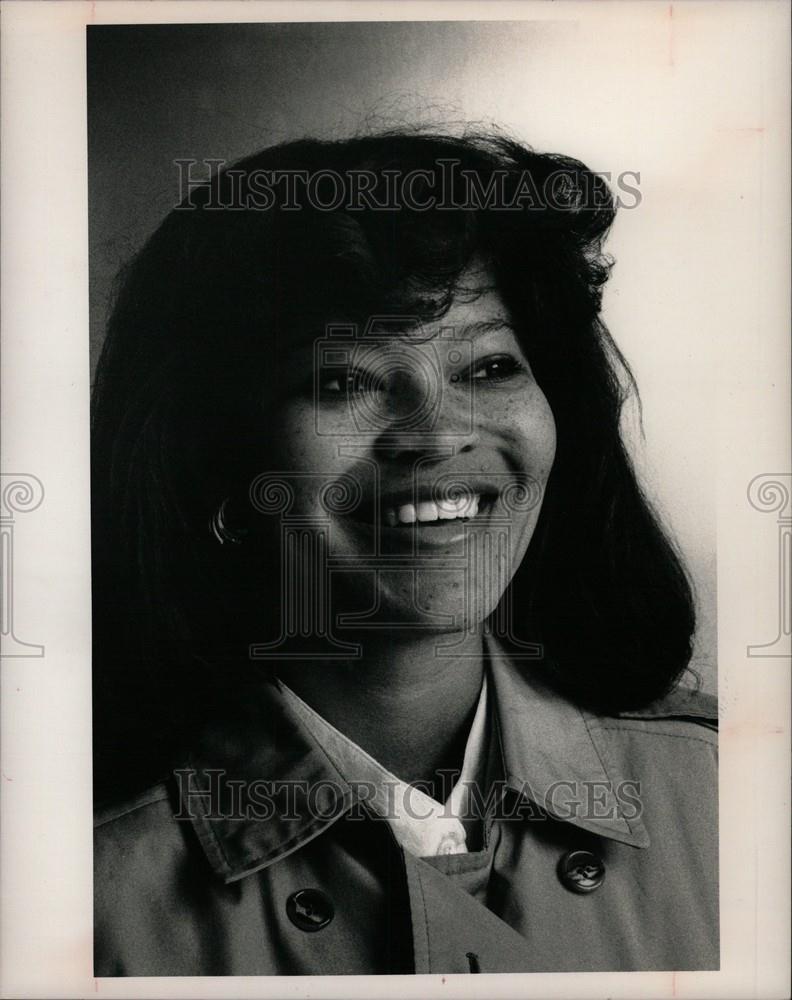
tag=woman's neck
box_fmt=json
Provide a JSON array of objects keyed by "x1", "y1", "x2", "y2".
[{"x1": 276, "y1": 629, "x2": 485, "y2": 790}]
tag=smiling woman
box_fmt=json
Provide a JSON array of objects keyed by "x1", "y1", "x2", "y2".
[{"x1": 92, "y1": 131, "x2": 718, "y2": 976}]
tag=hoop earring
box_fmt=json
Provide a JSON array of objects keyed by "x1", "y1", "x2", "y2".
[{"x1": 210, "y1": 497, "x2": 247, "y2": 545}]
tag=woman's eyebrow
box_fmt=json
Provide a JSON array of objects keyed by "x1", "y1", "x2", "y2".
[{"x1": 450, "y1": 319, "x2": 517, "y2": 340}]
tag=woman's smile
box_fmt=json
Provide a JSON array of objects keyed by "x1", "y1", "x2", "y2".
[{"x1": 341, "y1": 481, "x2": 523, "y2": 551}]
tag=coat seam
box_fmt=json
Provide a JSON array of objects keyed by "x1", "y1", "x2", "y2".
[
  {"x1": 201, "y1": 802, "x2": 358, "y2": 880},
  {"x1": 580, "y1": 710, "x2": 640, "y2": 839},
  {"x1": 191, "y1": 802, "x2": 234, "y2": 875},
  {"x1": 181, "y1": 758, "x2": 235, "y2": 875},
  {"x1": 596, "y1": 725, "x2": 718, "y2": 748},
  {"x1": 94, "y1": 789, "x2": 171, "y2": 829},
  {"x1": 274, "y1": 680, "x2": 356, "y2": 792},
  {"x1": 415, "y1": 863, "x2": 432, "y2": 972},
  {"x1": 616, "y1": 712, "x2": 717, "y2": 722}
]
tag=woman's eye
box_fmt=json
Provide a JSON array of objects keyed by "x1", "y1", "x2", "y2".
[
  {"x1": 320, "y1": 375, "x2": 344, "y2": 394},
  {"x1": 468, "y1": 354, "x2": 525, "y2": 383},
  {"x1": 319, "y1": 369, "x2": 380, "y2": 396}
]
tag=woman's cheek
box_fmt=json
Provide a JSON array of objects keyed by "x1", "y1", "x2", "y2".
[
  {"x1": 264, "y1": 402, "x2": 355, "y2": 518},
  {"x1": 270, "y1": 402, "x2": 333, "y2": 470},
  {"x1": 487, "y1": 384, "x2": 557, "y2": 477}
]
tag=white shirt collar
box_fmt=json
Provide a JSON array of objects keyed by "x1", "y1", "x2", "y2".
[{"x1": 277, "y1": 673, "x2": 489, "y2": 858}]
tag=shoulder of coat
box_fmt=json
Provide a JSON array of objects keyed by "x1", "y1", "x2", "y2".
[
  {"x1": 607, "y1": 684, "x2": 718, "y2": 732},
  {"x1": 94, "y1": 781, "x2": 172, "y2": 830}
]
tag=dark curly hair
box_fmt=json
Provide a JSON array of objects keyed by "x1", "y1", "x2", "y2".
[{"x1": 91, "y1": 131, "x2": 696, "y2": 799}]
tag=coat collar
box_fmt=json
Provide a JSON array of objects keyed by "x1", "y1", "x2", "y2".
[
  {"x1": 179, "y1": 677, "x2": 357, "y2": 883},
  {"x1": 180, "y1": 640, "x2": 647, "y2": 884},
  {"x1": 486, "y1": 638, "x2": 649, "y2": 849}
]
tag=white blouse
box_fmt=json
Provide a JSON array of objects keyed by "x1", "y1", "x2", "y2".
[{"x1": 277, "y1": 672, "x2": 489, "y2": 858}]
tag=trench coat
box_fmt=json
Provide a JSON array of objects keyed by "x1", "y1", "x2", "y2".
[{"x1": 94, "y1": 642, "x2": 718, "y2": 976}]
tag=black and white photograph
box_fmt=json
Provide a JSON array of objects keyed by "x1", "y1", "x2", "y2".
[
  {"x1": 88, "y1": 17, "x2": 722, "y2": 978},
  {"x1": 1, "y1": 2, "x2": 790, "y2": 997}
]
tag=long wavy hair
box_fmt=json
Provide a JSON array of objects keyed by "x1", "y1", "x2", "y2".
[{"x1": 92, "y1": 131, "x2": 696, "y2": 799}]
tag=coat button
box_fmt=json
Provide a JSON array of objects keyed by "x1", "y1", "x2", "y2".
[
  {"x1": 558, "y1": 849, "x2": 606, "y2": 894},
  {"x1": 286, "y1": 889, "x2": 334, "y2": 932}
]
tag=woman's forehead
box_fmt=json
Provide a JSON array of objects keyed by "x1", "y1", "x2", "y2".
[
  {"x1": 423, "y1": 285, "x2": 512, "y2": 336},
  {"x1": 276, "y1": 283, "x2": 513, "y2": 355}
]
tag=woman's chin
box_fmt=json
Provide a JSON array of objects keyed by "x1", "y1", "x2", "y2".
[{"x1": 333, "y1": 569, "x2": 501, "y2": 635}]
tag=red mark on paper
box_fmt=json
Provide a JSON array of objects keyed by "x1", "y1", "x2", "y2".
[{"x1": 668, "y1": 4, "x2": 675, "y2": 67}]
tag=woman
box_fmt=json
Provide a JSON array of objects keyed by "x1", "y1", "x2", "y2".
[{"x1": 92, "y1": 131, "x2": 718, "y2": 975}]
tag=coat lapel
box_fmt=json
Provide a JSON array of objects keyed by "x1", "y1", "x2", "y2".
[{"x1": 486, "y1": 637, "x2": 650, "y2": 848}]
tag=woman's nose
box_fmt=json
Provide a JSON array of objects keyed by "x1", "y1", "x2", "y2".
[{"x1": 371, "y1": 366, "x2": 480, "y2": 461}]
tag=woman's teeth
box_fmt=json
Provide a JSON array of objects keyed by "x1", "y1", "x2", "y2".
[{"x1": 384, "y1": 494, "x2": 481, "y2": 527}]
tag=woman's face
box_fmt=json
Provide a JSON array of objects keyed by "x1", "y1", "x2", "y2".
[{"x1": 256, "y1": 273, "x2": 556, "y2": 637}]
